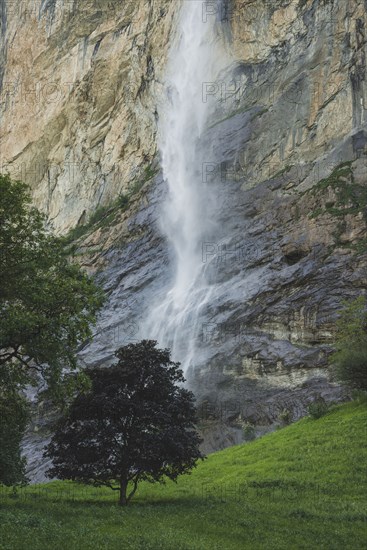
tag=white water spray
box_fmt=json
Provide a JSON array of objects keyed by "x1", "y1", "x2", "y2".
[{"x1": 142, "y1": 1, "x2": 229, "y2": 371}]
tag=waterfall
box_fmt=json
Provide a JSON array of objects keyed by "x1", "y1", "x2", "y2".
[{"x1": 142, "y1": 1, "x2": 230, "y2": 372}]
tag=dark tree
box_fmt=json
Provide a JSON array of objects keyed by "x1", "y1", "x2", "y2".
[{"x1": 45, "y1": 340, "x2": 204, "y2": 505}]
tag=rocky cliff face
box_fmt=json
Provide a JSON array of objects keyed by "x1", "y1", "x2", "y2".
[
  {"x1": 1, "y1": 0, "x2": 366, "y2": 478},
  {"x1": 0, "y1": 0, "x2": 175, "y2": 231}
]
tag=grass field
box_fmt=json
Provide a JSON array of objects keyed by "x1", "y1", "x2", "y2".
[{"x1": 0, "y1": 400, "x2": 366, "y2": 549}]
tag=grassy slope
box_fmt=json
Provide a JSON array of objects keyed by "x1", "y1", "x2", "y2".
[{"x1": 0, "y1": 401, "x2": 366, "y2": 549}]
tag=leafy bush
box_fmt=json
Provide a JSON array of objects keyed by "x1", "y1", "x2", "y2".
[
  {"x1": 351, "y1": 389, "x2": 367, "y2": 404},
  {"x1": 279, "y1": 408, "x2": 292, "y2": 425},
  {"x1": 334, "y1": 349, "x2": 367, "y2": 391},
  {"x1": 308, "y1": 398, "x2": 329, "y2": 420},
  {"x1": 117, "y1": 193, "x2": 130, "y2": 210},
  {"x1": 88, "y1": 204, "x2": 112, "y2": 226},
  {"x1": 243, "y1": 422, "x2": 256, "y2": 441},
  {"x1": 331, "y1": 297, "x2": 367, "y2": 390}
]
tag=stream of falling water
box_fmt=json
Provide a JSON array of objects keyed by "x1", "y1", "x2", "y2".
[{"x1": 141, "y1": 1, "x2": 230, "y2": 372}]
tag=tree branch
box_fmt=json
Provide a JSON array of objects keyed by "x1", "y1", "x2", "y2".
[
  {"x1": 0, "y1": 347, "x2": 21, "y2": 365},
  {"x1": 0, "y1": 347, "x2": 45, "y2": 373},
  {"x1": 94, "y1": 480, "x2": 120, "y2": 491}
]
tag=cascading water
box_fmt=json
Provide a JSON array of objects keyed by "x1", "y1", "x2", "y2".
[{"x1": 141, "y1": 1, "x2": 230, "y2": 372}]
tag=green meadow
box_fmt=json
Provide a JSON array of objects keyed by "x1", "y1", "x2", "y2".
[{"x1": 1, "y1": 401, "x2": 366, "y2": 549}]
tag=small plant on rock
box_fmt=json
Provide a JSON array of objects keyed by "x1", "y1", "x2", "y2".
[
  {"x1": 279, "y1": 408, "x2": 292, "y2": 425},
  {"x1": 243, "y1": 422, "x2": 256, "y2": 441}
]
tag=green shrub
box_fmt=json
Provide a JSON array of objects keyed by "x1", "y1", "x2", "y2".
[
  {"x1": 88, "y1": 205, "x2": 112, "y2": 226},
  {"x1": 61, "y1": 224, "x2": 89, "y2": 245},
  {"x1": 308, "y1": 398, "x2": 329, "y2": 419},
  {"x1": 335, "y1": 349, "x2": 367, "y2": 391},
  {"x1": 142, "y1": 164, "x2": 158, "y2": 182},
  {"x1": 279, "y1": 408, "x2": 292, "y2": 425},
  {"x1": 351, "y1": 389, "x2": 367, "y2": 404},
  {"x1": 243, "y1": 422, "x2": 256, "y2": 441},
  {"x1": 118, "y1": 193, "x2": 130, "y2": 210},
  {"x1": 331, "y1": 297, "x2": 367, "y2": 390}
]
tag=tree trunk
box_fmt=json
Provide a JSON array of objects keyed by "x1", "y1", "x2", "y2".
[{"x1": 119, "y1": 476, "x2": 128, "y2": 506}]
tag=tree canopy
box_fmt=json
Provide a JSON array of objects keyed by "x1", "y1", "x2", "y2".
[
  {"x1": 0, "y1": 173, "x2": 104, "y2": 485},
  {"x1": 0, "y1": 173, "x2": 105, "y2": 398},
  {"x1": 45, "y1": 340, "x2": 204, "y2": 505}
]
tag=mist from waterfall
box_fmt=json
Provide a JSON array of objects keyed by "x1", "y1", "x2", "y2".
[{"x1": 141, "y1": 1, "x2": 230, "y2": 372}]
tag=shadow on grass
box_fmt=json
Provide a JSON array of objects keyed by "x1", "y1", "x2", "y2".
[{"x1": 1, "y1": 490, "x2": 206, "y2": 510}]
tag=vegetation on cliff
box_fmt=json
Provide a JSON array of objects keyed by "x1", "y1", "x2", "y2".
[
  {"x1": 332, "y1": 296, "x2": 367, "y2": 391},
  {"x1": 62, "y1": 163, "x2": 158, "y2": 248}
]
